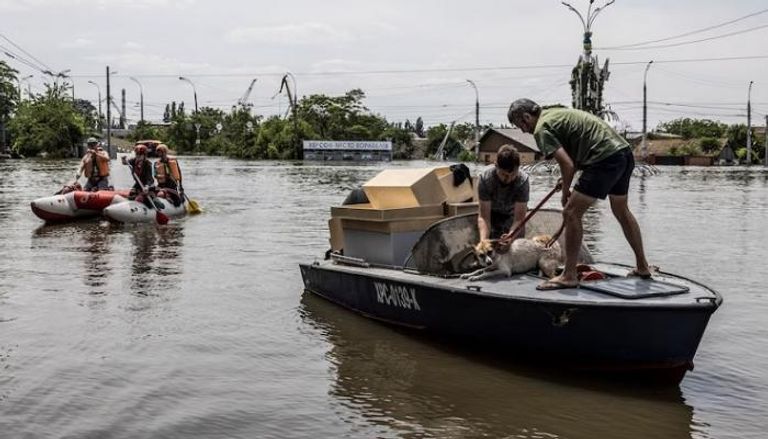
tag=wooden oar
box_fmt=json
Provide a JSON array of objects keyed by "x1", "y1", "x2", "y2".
[{"x1": 126, "y1": 162, "x2": 169, "y2": 225}]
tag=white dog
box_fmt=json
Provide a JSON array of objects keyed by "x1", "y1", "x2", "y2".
[{"x1": 460, "y1": 235, "x2": 561, "y2": 282}]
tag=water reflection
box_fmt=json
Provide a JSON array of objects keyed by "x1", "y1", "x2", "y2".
[
  {"x1": 32, "y1": 221, "x2": 114, "y2": 296},
  {"x1": 300, "y1": 293, "x2": 695, "y2": 439},
  {"x1": 128, "y1": 225, "x2": 184, "y2": 296},
  {"x1": 637, "y1": 173, "x2": 647, "y2": 209}
]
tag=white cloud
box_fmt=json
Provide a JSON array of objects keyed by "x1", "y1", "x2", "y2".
[
  {"x1": 122, "y1": 41, "x2": 144, "y2": 50},
  {"x1": 84, "y1": 51, "x2": 213, "y2": 75},
  {"x1": 59, "y1": 38, "x2": 94, "y2": 49},
  {"x1": 225, "y1": 23, "x2": 354, "y2": 45}
]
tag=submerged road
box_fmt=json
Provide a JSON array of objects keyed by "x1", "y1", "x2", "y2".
[{"x1": 1, "y1": 157, "x2": 766, "y2": 438}]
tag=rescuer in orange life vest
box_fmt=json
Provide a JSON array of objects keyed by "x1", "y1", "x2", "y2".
[
  {"x1": 121, "y1": 144, "x2": 155, "y2": 206},
  {"x1": 78, "y1": 137, "x2": 111, "y2": 191},
  {"x1": 153, "y1": 144, "x2": 183, "y2": 207}
]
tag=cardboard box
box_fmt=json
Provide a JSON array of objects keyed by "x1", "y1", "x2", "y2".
[
  {"x1": 331, "y1": 204, "x2": 444, "y2": 221},
  {"x1": 362, "y1": 168, "x2": 446, "y2": 209},
  {"x1": 445, "y1": 202, "x2": 478, "y2": 217},
  {"x1": 329, "y1": 217, "x2": 344, "y2": 251}
]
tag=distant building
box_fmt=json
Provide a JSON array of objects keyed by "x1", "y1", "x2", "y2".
[
  {"x1": 303, "y1": 140, "x2": 392, "y2": 161},
  {"x1": 477, "y1": 128, "x2": 541, "y2": 164}
]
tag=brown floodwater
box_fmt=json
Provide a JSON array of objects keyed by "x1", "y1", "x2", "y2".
[{"x1": 1, "y1": 157, "x2": 766, "y2": 438}]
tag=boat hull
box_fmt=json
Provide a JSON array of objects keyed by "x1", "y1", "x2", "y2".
[
  {"x1": 300, "y1": 261, "x2": 720, "y2": 383},
  {"x1": 102, "y1": 199, "x2": 186, "y2": 223},
  {"x1": 30, "y1": 190, "x2": 130, "y2": 222}
]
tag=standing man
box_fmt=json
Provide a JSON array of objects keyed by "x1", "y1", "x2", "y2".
[
  {"x1": 78, "y1": 137, "x2": 111, "y2": 191},
  {"x1": 508, "y1": 99, "x2": 651, "y2": 290},
  {"x1": 477, "y1": 144, "x2": 530, "y2": 246}
]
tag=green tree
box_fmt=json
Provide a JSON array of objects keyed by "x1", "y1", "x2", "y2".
[
  {"x1": 0, "y1": 61, "x2": 19, "y2": 151},
  {"x1": 426, "y1": 123, "x2": 464, "y2": 158},
  {"x1": 698, "y1": 137, "x2": 722, "y2": 154},
  {"x1": 73, "y1": 98, "x2": 99, "y2": 134},
  {"x1": 414, "y1": 117, "x2": 424, "y2": 137},
  {"x1": 9, "y1": 82, "x2": 85, "y2": 157},
  {"x1": 726, "y1": 124, "x2": 764, "y2": 164},
  {"x1": 657, "y1": 118, "x2": 727, "y2": 140},
  {"x1": 130, "y1": 120, "x2": 166, "y2": 143}
]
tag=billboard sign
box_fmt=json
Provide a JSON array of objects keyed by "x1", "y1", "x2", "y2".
[{"x1": 303, "y1": 140, "x2": 392, "y2": 151}]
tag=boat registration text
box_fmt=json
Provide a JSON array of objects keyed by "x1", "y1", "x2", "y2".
[{"x1": 374, "y1": 282, "x2": 422, "y2": 311}]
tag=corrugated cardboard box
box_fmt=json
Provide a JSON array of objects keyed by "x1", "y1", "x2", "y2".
[{"x1": 362, "y1": 168, "x2": 446, "y2": 209}]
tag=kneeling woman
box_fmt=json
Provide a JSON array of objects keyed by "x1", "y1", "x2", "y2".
[{"x1": 153, "y1": 144, "x2": 183, "y2": 207}]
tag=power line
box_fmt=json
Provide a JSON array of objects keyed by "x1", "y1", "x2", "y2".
[
  {"x1": 0, "y1": 33, "x2": 52, "y2": 72},
  {"x1": 67, "y1": 54, "x2": 768, "y2": 79},
  {"x1": 598, "y1": 7, "x2": 768, "y2": 49},
  {"x1": 602, "y1": 23, "x2": 768, "y2": 51}
]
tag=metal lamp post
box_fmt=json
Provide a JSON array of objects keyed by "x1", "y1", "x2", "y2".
[
  {"x1": 87, "y1": 80, "x2": 102, "y2": 131},
  {"x1": 129, "y1": 76, "x2": 144, "y2": 123},
  {"x1": 466, "y1": 79, "x2": 480, "y2": 160},
  {"x1": 746, "y1": 81, "x2": 753, "y2": 165},
  {"x1": 179, "y1": 76, "x2": 200, "y2": 149},
  {"x1": 178, "y1": 76, "x2": 198, "y2": 113},
  {"x1": 641, "y1": 60, "x2": 653, "y2": 161}
]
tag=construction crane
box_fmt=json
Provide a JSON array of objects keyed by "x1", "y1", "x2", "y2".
[{"x1": 237, "y1": 78, "x2": 257, "y2": 109}]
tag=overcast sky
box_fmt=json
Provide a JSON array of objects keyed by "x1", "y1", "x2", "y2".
[{"x1": 2, "y1": 0, "x2": 766, "y2": 131}]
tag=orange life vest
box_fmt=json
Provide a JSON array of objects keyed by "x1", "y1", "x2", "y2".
[
  {"x1": 154, "y1": 158, "x2": 181, "y2": 184},
  {"x1": 83, "y1": 150, "x2": 110, "y2": 178}
]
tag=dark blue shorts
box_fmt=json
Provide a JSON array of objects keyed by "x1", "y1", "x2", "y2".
[{"x1": 574, "y1": 148, "x2": 634, "y2": 199}]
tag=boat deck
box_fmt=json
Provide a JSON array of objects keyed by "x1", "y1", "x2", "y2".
[{"x1": 310, "y1": 260, "x2": 721, "y2": 309}]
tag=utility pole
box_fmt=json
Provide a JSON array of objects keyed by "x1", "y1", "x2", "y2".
[
  {"x1": 466, "y1": 79, "x2": 480, "y2": 159},
  {"x1": 764, "y1": 115, "x2": 767, "y2": 166},
  {"x1": 642, "y1": 60, "x2": 653, "y2": 161},
  {"x1": 120, "y1": 88, "x2": 127, "y2": 129},
  {"x1": 746, "y1": 81, "x2": 753, "y2": 165},
  {"x1": 106, "y1": 66, "x2": 112, "y2": 158},
  {"x1": 87, "y1": 80, "x2": 102, "y2": 132},
  {"x1": 129, "y1": 76, "x2": 144, "y2": 123}
]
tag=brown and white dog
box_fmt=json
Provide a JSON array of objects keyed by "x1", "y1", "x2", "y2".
[{"x1": 460, "y1": 235, "x2": 561, "y2": 281}]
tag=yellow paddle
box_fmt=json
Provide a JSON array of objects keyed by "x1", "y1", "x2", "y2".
[{"x1": 183, "y1": 191, "x2": 202, "y2": 214}]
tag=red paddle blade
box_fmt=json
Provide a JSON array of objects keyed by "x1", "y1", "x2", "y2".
[{"x1": 156, "y1": 211, "x2": 170, "y2": 225}]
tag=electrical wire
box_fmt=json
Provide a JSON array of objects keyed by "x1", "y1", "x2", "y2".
[
  {"x1": 602, "y1": 23, "x2": 768, "y2": 51},
  {"x1": 67, "y1": 54, "x2": 768, "y2": 79},
  {"x1": 598, "y1": 7, "x2": 768, "y2": 49},
  {"x1": 0, "y1": 33, "x2": 52, "y2": 72}
]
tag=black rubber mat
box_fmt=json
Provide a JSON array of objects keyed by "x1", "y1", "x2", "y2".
[{"x1": 580, "y1": 277, "x2": 689, "y2": 299}]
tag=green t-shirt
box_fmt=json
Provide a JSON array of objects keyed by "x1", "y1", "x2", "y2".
[{"x1": 533, "y1": 108, "x2": 629, "y2": 168}]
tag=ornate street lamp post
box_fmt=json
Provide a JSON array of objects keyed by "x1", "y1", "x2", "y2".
[{"x1": 561, "y1": 0, "x2": 615, "y2": 115}]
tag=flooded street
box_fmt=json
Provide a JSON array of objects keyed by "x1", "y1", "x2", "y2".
[{"x1": 1, "y1": 157, "x2": 767, "y2": 438}]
